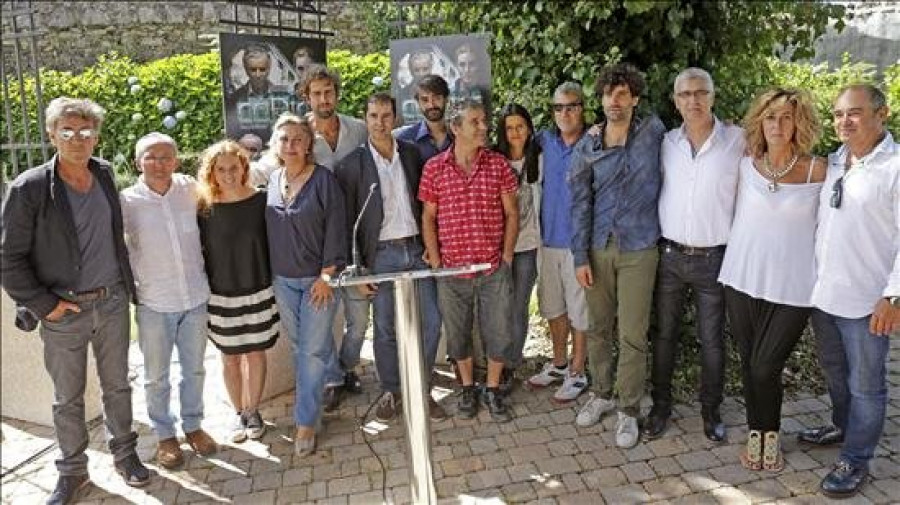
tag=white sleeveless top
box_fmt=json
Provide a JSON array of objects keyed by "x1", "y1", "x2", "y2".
[{"x1": 718, "y1": 156, "x2": 822, "y2": 306}]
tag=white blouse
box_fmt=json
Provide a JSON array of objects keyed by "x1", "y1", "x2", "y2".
[{"x1": 718, "y1": 156, "x2": 822, "y2": 306}]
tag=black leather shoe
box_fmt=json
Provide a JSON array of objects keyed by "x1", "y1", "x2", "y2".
[
  {"x1": 798, "y1": 425, "x2": 844, "y2": 446},
  {"x1": 114, "y1": 453, "x2": 150, "y2": 488},
  {"x1": 47, "y1": 474, "x2": 91, "y2": 505},
  {"x1": 702, "y1": 407, "x2": 726, "y2": 442},
  {"x1": 821, "y1": 460, "x2": 868, "y2": 498},
  {"x1": 642, "y1": 408, "x2": 670, "y2": 440},
  {"x1": 343, "y1": 371, "x2": 362, "y2": 394},
  {"x1": 323, "y1": 385, "x2": 342, "y2": 413}
]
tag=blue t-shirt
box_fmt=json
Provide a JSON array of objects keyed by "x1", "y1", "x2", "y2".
[{"x1": 536, "y1": 129, "x2": 584, "y2": 248}]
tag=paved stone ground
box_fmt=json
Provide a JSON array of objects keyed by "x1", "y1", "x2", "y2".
[{"x1": 2, "y1": 336, "x2": 898, "y2": 505}]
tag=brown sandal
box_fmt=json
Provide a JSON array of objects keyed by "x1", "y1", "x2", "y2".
[
  {"x1": 740, "y1": 430, "x2": 763, "y2": 471},
  {"x1": 762, "y1": 431, "x2": 785, "y2": 472}
]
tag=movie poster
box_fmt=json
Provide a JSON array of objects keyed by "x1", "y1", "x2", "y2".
[
  {"x1": 390, "y1": 34, "x2": 491, "y2": 125},
  {"x1": 219, "y1": 33, "x2": 326, "y2": 144}
]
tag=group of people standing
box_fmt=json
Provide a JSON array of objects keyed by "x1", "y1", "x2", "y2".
[{"x1": 1, "y1": 57, "x2": 896, "y2": 505}]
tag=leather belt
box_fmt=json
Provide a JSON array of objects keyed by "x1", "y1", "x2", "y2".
[
  {"x1": 379, "y1": 235, "x2": 420, "y2": 247},
  {"x1": 70, "y1": 285, "x2": 116, "y2": 302},
  {"x1": 659, "y1": 238, "x2": 725, "y2": 256}
]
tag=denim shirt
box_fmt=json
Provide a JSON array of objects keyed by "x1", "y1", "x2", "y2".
[{"x1": 568, "y1": 114, "x2": 666, "y2": 266}]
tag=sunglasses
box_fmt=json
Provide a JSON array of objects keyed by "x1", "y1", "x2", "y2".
[
  {"x1": 830, "y1": 175, "x2": 844, "y2": 209},
  {"x1": 58, "y1": 128, "x2": 97, "y2": 141},
  {"x1": 552, "y1": 102, "x2": 582, "y2": 113}
]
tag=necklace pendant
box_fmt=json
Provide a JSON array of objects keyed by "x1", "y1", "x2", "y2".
[{"x1": 768, "y1": 181, "x2": 778, "y2": 192}]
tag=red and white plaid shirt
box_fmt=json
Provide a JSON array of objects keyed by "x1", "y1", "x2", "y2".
[{"x1": 418, "y1": 146, "x2": 518, "y2": 276}]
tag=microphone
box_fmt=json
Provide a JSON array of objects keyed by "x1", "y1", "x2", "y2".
[{"x1": 348, "y1": 182, "x2": 378, "y2": 277}]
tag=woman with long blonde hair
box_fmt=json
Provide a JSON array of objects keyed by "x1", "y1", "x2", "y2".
[
  {"x1": 718, "y1": 88, "x2": 825, "y2": 472},
  {"x1": 197, "y1": 139, "x2": 279, "y2": 443}
]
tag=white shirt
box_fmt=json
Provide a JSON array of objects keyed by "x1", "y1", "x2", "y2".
[
  {"x1": 121, "y1": 173, "x2": 210, "y2": 313},
  {"x1": 313, "y1": 114, "x2": 368, "y2": 170},
  {"x1": 370, "y1": 140, "x2": 419, "y2": 241},
  {"x1": 658, "y1": 118, "x2": 745, "y2": 247},
  {"x1": 718, "y1": 157, "x2": 823, "y2": 306},
  {"x1": 811, "y1": 132, "x2": 900, "y2": 318}
]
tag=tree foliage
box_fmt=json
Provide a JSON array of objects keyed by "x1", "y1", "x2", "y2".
[{"x1": 440, "y1": 1, "x2": 847, "y2": 129}]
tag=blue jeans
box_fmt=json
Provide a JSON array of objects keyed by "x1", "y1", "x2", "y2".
[
  {"x1": 273, "y1": 275, "x2": 339, "y2": 427},
  {"x1": 136, "y1": 303, "x2": 209, "y2": 440},
  {"x1": 40, "y1": 284, "x2": 137, "y2": 476},
  {"x1": 371, "y1": 237, "x2": 441, "y2": 394},
  {"x1": 324, "y1": 289, "x2": 371, "y2": 386},
  {"x1": 810, "y1": 310, "x2": 889, "y2": 469},
  {"x1": 507, "y1": 249, "x2": 538, "y2": 369}
]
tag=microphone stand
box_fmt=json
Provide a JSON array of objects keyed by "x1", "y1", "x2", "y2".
[{"x1": 344, "y1": 182, "x2": 378, "y2": 279}]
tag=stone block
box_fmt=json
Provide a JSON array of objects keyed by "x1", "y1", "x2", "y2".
[{"x1": 1, "y1": 290, "x2": 102, "y2": 426}]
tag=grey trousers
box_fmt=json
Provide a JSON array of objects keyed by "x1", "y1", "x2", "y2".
[{"x1": 39, "y1": 284, "x2": 138, "y2": 476}]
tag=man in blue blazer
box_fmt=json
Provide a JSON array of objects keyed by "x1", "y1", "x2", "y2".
[{"x1": 334, "y1": 92, "x2": 445, "y2": 423}]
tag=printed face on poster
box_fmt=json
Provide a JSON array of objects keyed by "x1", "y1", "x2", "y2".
[
  {"x1": 390, "y1": 34, "x2": 491, "y2": 125},
  {"x1": 219, "y1": 32, "x2": 326, "y2": 145}
]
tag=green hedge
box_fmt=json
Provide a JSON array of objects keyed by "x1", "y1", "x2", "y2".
[{"x1": 2, "y1": 50, "x2": 391, "y2": 185}]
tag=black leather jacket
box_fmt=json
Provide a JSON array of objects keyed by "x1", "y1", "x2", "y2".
[{"x1": 1, "y1": 155, "x2": 136, "y2": 323}]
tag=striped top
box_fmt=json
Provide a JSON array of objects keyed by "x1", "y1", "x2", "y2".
[{"x1": 198, "y1": 191, "x2": 279, "y2": 354}]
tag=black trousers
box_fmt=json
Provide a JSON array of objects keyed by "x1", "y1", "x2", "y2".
[
  {"x1": 650, "y1": 245, "x2": 727, "y2": 415},
  {"x1": 724, "y1": 286, "x2": 810, "y2": 431}
]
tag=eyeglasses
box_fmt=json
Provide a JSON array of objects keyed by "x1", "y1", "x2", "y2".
[
  {"x1": 141, "y1": 155, "x2": 175, "y2": 164},
  {"x1": 58, "y1": 128, "x2": 97, "y2": 141},
  {"x1": 552, "y1": 102, "x2": 582, "y2": 113},
  {"x1": 830, "y1": 175, "x2": 844, "y2": 208},
  {"x1": 675, "y1": 89, "x2": 711, "y2": 100}
]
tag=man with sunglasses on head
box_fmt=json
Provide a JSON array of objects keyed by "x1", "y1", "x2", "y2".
[
  {"x1": 1, "y1": 97, "x2": 150, "y2": 504},
  {"x1": 644, "y1": 68, "x2": 745, "y2": 444},
  {"x1": 525, "y1": 82, "x2": 592, "y2": 404},
  {"x1": 806, "y1": 83, "x2": 899, "y2": 499}
]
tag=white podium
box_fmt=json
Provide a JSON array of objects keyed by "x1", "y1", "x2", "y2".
[{"x1": 331, "y1": 263, "x2": 490, "y2": 505}]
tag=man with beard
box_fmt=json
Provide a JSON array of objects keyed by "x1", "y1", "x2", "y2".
[
  {"x1": 395, "y1": 74, "x2": 453, "y2": 162},
  {"x1": 569, "y1": 63, "x2": 666, "y2": 449},
  {"x1": 298, "y1": 64, "x2": 369, "y2": 412}
]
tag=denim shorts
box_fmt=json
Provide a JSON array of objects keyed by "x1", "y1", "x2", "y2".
[{"x1": 437, "y1": 263, "x2": 513, "y2": 362}]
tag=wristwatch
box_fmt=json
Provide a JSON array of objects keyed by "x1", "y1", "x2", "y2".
[
  {"x1": 319, "y1": 272, "x2": 332, "y2": 284},
  {"x1": 888, "y1": 296, "x2": 900, "y2": 308}
]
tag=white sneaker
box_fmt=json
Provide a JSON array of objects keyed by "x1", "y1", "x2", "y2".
[
  {"x1": 245, "y1": 410, "x2": 266, "y2": 440},
  {"x1": 615, "y1": 411, "x2": 640, "y2": 448},
  {"x1": 552, "y1": 372, "x2": 589, "y2": 403},
  {"x1": 230, "y1": 412, "x2": 247, "y2": 444},
  {"x1": 527, "y1": 361, "x2": 568, "y2": 388},
  {"x1": 575, "y1": 393, "x2": 616, "y2": 427}
]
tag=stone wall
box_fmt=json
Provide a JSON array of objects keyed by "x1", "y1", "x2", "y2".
[
  {"x1": 1, "y1": 1, "x2": 372, "y2": 73},
  {"x1": 813, "y1": 2, "x2": 900, "y2": 73}
]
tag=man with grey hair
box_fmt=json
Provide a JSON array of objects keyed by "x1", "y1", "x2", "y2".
[
  {"x1": 419, "y1": 99, "x2": 519, "y2": 422},
  {"x1": 121, "y1": 132, "x2": 217, "y2": 470},
  {"x1": 1, "y1": 97, "x2": 150, "y2": 503},
  {"x1": 806, "y1": 83, "x2": 898, "y2": 498},
  {"x1": 526, "y1": 81, "x2": 592, "y2": 404},
  {"x1": 643, "y1": 67, "x2": 745, "y2": 442}
]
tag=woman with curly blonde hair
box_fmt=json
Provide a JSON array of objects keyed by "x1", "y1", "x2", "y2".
[
  {"x1": 718, "y1": 88, "x2": 825, "y2": 472},
  {"x1": 197, "y1": 139, "x2": 279, "y2": 444}
]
